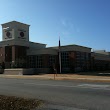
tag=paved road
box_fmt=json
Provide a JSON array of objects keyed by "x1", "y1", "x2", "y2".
[{"x1": 0, "y1": 78, "x2": 110, "y2": 110}]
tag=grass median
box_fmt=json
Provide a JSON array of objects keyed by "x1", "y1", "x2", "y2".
[{"x1": 0, "y1": 95, "x2": 43, "y2": 110}]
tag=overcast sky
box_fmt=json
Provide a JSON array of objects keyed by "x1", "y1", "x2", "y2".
[{"x1": 0, "y1": 0, "x2": 110, "y2": 50}]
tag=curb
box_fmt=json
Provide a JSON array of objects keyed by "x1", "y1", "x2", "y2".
[{"x1": 0, "y1": 75, "x2": 110, "y2": 83}]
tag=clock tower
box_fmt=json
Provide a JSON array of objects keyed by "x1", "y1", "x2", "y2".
[
  {"x1": 1, "y1": 21, "x2": 30, "y2": 41},
  {"x1": 0, "y1": 21, "x2": 30, "y2": 66}
]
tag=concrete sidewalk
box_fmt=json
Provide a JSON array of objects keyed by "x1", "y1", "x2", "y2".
[{"x1": 0, "y1": 73, "x2": 110, "y2": 82}]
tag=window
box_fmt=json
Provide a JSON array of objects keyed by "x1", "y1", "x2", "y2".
[
  {"x1": 61, "y1": 52, "x2": 69, "y2": 68},
  {"x1": 49, "y1": 55, "x2": 55, "y2": 66},
  {"x1": 36, "y1": 56, "x2": 42, "y2": 68},
  {"x1": 28, "y1": 56, "x2": 36, "y2": 68}
]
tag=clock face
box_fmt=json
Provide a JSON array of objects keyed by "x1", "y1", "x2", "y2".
[
  {"x1": 6, "y1": 32, "x2": 11, "y2": 38},
  {"x1": 20, "y1": 32, "x2": 24, "y2": 37}
]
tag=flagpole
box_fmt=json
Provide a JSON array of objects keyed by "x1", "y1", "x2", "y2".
[{"x1": 59, "y1": 37, "x2": 61, "y2": 74}]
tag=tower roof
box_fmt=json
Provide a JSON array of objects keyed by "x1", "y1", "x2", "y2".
[{"x1": 1, "y1": 21, "x2": 30, "y2": 26}]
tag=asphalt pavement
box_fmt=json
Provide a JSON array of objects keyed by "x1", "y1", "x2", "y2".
[{"x1": 0, "y1": 78, "x2": 110, "y2": 110}]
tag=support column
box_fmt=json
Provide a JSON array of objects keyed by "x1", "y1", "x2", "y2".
[
  {"x1": 12, "y1": 46, "x2": 16, "y2": 62},
  {"x1": 2, "y1": 47, "x2": 5, "y2": 62}
]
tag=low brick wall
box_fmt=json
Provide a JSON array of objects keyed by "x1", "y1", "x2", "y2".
[
  {"x1": 35, "y1": 68, "x2": 50, "y2": 73},
  {"x1": 3, "y1": 68, "x2": 35, "y2": 75}
]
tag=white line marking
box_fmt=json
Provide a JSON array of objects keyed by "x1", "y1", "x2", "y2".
[
  {"x1": 78, "y1": 84, "x2": 110, "y2": 88},
  {"x1": 23, "y1": 82, "x2": 110, "y2": 91},
  {"x1": 24, "y1": 83, "x2": 77, "y2": 88}
]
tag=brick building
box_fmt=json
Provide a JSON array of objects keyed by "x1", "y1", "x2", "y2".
[
  {"x1": 91, "y1": 50, "x2": 110, "y2": 71},
  {"x1": 0, "y1": 21, "x2": 110, "y2": 73}
]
